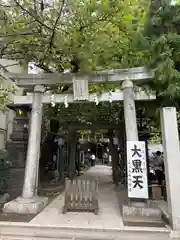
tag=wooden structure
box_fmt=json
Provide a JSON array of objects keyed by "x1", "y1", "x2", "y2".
[{"x1": 63, "y1": 178, "x2": 99, "y2": 214}]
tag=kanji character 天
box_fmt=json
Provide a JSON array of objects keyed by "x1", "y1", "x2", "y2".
[{"x1": 132, "y1": 176, "x2": 143, "y2": 189}]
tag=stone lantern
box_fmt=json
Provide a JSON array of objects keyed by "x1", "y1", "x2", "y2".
[{"x1": 6, "y1": 105, "x2": 31, "y2": 197}]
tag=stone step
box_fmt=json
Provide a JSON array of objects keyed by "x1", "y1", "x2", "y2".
[
  {"x1": 122, "y1": 203, "x2": 165, "y2": 227},
  {"x1": 0, "y1": 223, "x2": 171, "y2": 240}
]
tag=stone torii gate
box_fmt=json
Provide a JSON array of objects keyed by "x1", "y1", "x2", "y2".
[{"x1": 3, "y1": 66, "x2": 155, "y2": 214}]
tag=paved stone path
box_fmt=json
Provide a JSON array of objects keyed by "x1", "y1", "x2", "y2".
[
  {"x1": 30, "y1": 165, "x2": 124, "y2": 229},
  {"x1": 0, "y1": 166, "x2": 171, "y2": 239}
]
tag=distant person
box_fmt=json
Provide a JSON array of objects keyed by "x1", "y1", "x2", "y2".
[
  {"x1": 154, "y1": 151, "x2": 164, "y2": 185},
  {"x1": 91, "y1": 154, "x2": 96, "y2": 166},
  {"x1": 75, "y1": 159, "x2": 80, "y2": 175},
  {"x1": 114, "y1": 165, "x2": 121, "y2": 187},
  {"x1": 102, "y1": 152, "x2": 108, "y2": 164}
]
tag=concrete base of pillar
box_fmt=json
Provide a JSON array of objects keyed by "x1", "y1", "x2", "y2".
[
  {"x1": 122, "y1": 203, "x2": 163, "y2": 226},
  {"x1": 3, "y1": 196, "x2": 48, "y2": 214}
]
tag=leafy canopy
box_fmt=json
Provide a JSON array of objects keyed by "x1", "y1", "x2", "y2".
[
  {"x1": 0, "y1": 82, "x2": 16, "y2": 111},
  {"x1": 0, "y1": 0, "x2": 148, "y2": 73},
  {"x1": 0, "y1": 0, "x2": 150, "y2": 123},
  {"x1": 140, "y1": 0, "x2": 180, "y2": 104}
]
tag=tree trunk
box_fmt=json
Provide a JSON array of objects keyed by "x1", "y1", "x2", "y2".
[
  {"x1": 68, "y1": 131, "x2": 77, "y2": 179},
  {"x1": 118, "y1": 130, "x2": 126, "y2": 183},
  {"x1": 107, "y1": 130, "x2": 119, "y2": 184}
]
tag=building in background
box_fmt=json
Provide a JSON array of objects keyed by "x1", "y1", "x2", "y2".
[{"x1": 0, "y1": 59, "x2": 26, "y2": 149}]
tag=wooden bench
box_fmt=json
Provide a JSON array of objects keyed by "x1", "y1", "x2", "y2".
[{"x1": 62, "y1": 178, "x2": 99, "y2": 214}]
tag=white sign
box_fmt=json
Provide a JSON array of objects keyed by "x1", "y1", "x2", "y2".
[{"x1": 127, "y1": 141, "x2": 148, "y2": 199}]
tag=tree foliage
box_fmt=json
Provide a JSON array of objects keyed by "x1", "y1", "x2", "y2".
[
  {"x1": 0, "y1": 0, "x2": 150, "y2": 121},
  {"x1": 0, "y1": 83, "x2": 16, "y2": 111},
  {"x1": 0, "y1": 0, "x2": 148, "y2": 73},
  {"x1": 140, "y1": 0, "x2": 180, "y2": 105},
  {"x1": 45, "y1": 101, "x2": 123, "y2": 124},
  {"x1": 1, "y1": 0, "x2": 180, "y2": 140}
]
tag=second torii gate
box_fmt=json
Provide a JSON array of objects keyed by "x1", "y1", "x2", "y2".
[{"x1": 3, "y1": 66, "x2": 154, "y2": 214}]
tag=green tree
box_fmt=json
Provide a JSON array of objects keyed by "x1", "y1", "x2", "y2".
[
  {"x1": 0, "y1": 0, "x2": 150, "y2": 119},
  {"x1": 0, "y1": 66, "x2": 17, "y2": 111},
  {"x1": 0, "y1": 0, "x2": 148, "y2": 73},
  {"x1": 0, "y1": 83, "x2": 16, "y2": 111},
  {"x1": 140, "y1": 0, "x2": 180, "y2": 105}
]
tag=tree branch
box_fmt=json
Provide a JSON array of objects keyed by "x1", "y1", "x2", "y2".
[
  {"x1": 0, "y1": 64, "x2": 8, "y2": 72},
  {"x1": 13, "y1": 0, "x2": 53, "y2": 31},
  {"x1": 0, "y1": 4, "x2": 15, "y2": 7},
  {"x1": 0, "y1": 45, "x2": 8, "y2": 57},
  {"x1": 0, "y1": 31, "x2": 40, "y2": 37},
  {"x1": 0, "y1": 64, "x2": 13, "y2": 82},
  {"x1": 49, "y1": 0, "x2": 66, "y2": 51}
]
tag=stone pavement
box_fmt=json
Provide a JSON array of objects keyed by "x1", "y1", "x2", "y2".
[
  {"x1": 0, "y1": 165, "x2": 172, "y2": 239},
  {"x1": 30, "y1": 165, "x2": 124, "y2": 229}
]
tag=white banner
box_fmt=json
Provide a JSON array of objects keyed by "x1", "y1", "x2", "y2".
[{"x1": 127, "y1": 141, "x2": 148, "y2": 199}]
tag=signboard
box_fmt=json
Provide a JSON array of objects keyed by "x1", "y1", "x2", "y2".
[{"x1": 127, "y1": 141, "x2": 148, "y2": 199}]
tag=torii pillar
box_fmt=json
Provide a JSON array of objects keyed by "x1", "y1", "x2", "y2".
[
  {"x1": 121, "y1": 80, "x2": 138, "y2": 141},
  {"x1": 3, "y1": 85, "x2": 48, "y2": 214},
  {"x1": 121, "y1": 80, "x2": 147, "y2": 204},
  {"x1": 161, "y1": 107, "x2": 180, "y2": 232}
]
